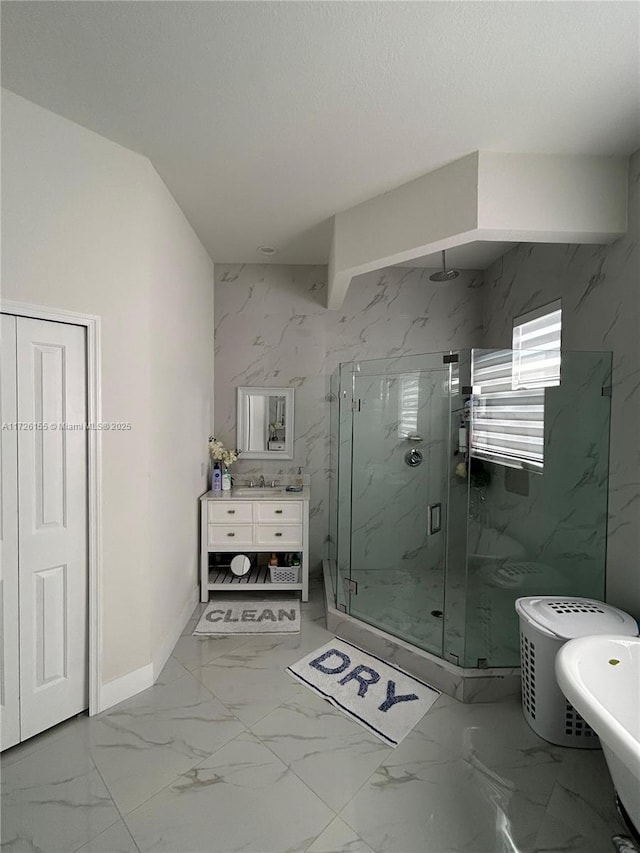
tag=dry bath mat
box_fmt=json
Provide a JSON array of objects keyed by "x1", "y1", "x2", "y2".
[
  {"x1": 193, "y1": 600, "x2": 300, "y2": 635},
  {"x1": 287, "y1": 638, "x2": 440, "y2": 746}
]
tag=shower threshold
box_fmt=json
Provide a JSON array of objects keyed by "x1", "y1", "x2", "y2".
[{"x1": 322, "y1": 560, "x2": 521, "y2": 704}]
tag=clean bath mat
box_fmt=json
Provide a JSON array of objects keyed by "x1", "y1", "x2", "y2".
[
  {"x1": 287, "y1": 638, "x2": 440, "y2": 746},
  {"x1": 193, "y1": 600, "x2": 300, "y2": 635}
]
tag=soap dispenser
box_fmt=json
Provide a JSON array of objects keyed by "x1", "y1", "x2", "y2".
[
  {"x1": 296, "y1": 467, "x2": 303, "y2": 487},
  {"x1": 212, "y1": 462, "x2": 222, "y2": 492}
]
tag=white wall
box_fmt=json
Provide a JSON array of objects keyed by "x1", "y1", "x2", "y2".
[
  {"x1": 328, "y1": 153, "x2": 479, "y2": 308},
  {"x1": 328, "y1": 151, "x2": 628, "y2": 310},
  {"x1": 1, "y1": 90, "x2": 214, "y2": 690},
  {"x1": 147, "y1": 170, "x2": 214, "y2": 675},
  {"x1": 476, "y1": 152, "x2": 628, "y2": 236}
]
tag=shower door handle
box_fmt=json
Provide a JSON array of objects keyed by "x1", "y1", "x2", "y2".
[{"x1": 428, "y1": 503, "x2": 442, "y2": 535}]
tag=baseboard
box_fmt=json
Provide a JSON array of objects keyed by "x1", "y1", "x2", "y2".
[
  {"x1": 99, "y1": 663, "x2": 154, "y2": 712},
  {"x1": 152, "y1": 585, "x2": 199, "y2": 680},
  {"x1": 98, "y1": 587, "x2": 198, "y2": 713}
]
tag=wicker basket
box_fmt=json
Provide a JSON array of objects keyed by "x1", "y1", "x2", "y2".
[{"x1": 269, "y1": 564, "x2": 300, "y2": 584}]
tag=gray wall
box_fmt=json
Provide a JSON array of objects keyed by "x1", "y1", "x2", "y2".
[
  {"x1": 482, "y1": 149, "x2": 640, "y2": 617},
  {"x1": 214, "y1": 264, "x2": 484, "y2": 570}
]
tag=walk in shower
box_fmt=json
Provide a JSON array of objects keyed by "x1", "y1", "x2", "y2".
[{"x1": 328, "y1": 348, "x2": 612, "y2": 670}]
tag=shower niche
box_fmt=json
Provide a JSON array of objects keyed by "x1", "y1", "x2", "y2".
[{"x1": 328, "y1": 348, "x2": 612, "y2": 680}]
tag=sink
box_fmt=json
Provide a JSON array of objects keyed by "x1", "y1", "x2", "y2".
[{"x1": 233, "y1": 487, "x2": 285, "y2": 496}]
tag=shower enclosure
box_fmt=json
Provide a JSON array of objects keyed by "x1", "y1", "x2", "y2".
[{"x1": 329, "y1": 348, "x2": 612, "y2": 669}]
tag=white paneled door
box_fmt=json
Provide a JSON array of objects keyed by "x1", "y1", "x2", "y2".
[
  {"x1": 1, "y1": 314, "x2": 88, "y2": 750},
  {"x1": 1, "y1": 316, "x2": 20, "y2": 749}
]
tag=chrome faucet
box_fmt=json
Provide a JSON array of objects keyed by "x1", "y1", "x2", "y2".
[{"x1": 258, "y1": 475, "x2": 265, "y2": 488}]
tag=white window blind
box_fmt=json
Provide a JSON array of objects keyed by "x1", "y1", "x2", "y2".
[
  {"x1": 398, "y1": 373, "x2": 419, "y2": 437},
  {"x1": 471, "y1": 302, "x2": 562, "y2": 470},
  {"x1": 513, "y1": 303, "x2": 562, "y2": 391}
]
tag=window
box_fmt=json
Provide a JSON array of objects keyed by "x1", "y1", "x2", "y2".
[
  {"x1": 398, "y1": 373, "x2": 419, "y2": 438},
  {"x1": 513, "y1": 301, "x2": 562, "y2": 391},
  {"x1": 471, "y1": 301, "x2": 562, "y2": 470}
]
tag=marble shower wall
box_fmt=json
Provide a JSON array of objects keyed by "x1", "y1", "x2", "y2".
[
  {"x1": 214, "y1": 264, "x2": 484, "y2": 570},
  {"x1": 482, "y1": 149, "x2": 640, "y2": 618},
  {"x1": 463, "y1": 351, "x2": 613, "y2": 667},
  {"x1": 349, "y1": 368, "x2": 448, "y2": 576}
]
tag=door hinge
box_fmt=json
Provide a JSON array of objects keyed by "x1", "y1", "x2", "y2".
[
  {"x1": 343, "y1": 577, "x2": 358, "y2": 596},
  {"x1": 352, "y1": 398, "x2": 361, "y2": 412},
  {"x1": 443, "y1": 353, "x2": 459, "y2": 364},
  {"x1": 601, "y1": 386, "x2": 612, "y2": 397}
]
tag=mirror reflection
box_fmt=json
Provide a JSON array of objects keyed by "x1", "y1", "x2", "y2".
[{"x1": 237, "y1": 387, "x2": 295, "y2": 459}]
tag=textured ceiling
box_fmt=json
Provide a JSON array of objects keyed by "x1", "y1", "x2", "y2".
[{"x1": 2, "y1": 1, "x2": 639, "y2": 267}]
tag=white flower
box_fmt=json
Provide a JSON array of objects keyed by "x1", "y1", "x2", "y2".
[{"x1": 208, "y1": 436, "x2": 239, "y2": 466}]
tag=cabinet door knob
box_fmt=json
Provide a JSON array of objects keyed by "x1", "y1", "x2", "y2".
[
  {"x1": 275, "y1": 509, "x2": 283, "y2": 514},
  {"x1": 227, "y1": 532, "x2": 235, "y2": 537},
  {"x1": 275, "y1": 532, "x2": 283, "y2": 537},
  {"x1": 227, "y1": 509, "x2": 235, "y2": 514}
]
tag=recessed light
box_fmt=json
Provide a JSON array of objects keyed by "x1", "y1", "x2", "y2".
[{"x1": 257, "y1": 246, "x2": 277, "y2": 256}]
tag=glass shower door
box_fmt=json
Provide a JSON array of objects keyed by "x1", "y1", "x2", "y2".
[{"x1": 346, "y1": 354, "x2": 452, "y2": 656}]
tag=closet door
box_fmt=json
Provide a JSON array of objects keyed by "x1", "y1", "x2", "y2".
[
  {"x1": 0, "y1": 315, "x2": 20, "y2": 750},
  {"x1": 16, "y1": 318, "x2": 88, "y2": 740}
]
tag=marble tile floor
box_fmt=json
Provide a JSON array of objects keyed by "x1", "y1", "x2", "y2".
[{"x1": 1, "y1": 573, "x2": 629, "y2": 853}]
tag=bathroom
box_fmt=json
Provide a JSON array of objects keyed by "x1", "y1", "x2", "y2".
[
  {"x1": 210, "y1": 180, "x2": 640, "y2": 849},
  {"x1": 214, "y1": 202, "x2": 640, "y2": 636},
  {"x1": 2, "y1": 2, "x2": 639, "y2": 850},
  {"x1": 3, "y1": 125, "x2": 639, "y2": 853}
]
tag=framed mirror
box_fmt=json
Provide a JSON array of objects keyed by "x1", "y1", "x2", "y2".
[{"x1": 237, "y1": 387, "x2": 295, "y2": 459}]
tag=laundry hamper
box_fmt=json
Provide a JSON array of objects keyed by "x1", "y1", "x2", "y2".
[{"x1": 515, "y1": 596, "x2": 638, "y2": 748}]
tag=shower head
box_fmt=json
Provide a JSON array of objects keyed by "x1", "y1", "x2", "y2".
[{"x1": 429, "y1": 250, "x2": 460, "y2": 282}]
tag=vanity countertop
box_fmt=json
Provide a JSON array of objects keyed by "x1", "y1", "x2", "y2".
[{"x1": 201, "y1": 487, "x2": 310, "y2": 502}]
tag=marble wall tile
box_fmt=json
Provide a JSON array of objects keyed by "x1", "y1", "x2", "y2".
[
  {"x1": 214, "y1": 264, "x2": 484, "y2": 574},
  {"x1": 348, "y1": 371, "x2": 448, "y2": 587},
  {"x1": 482, "y1": 149, "x2": 640, "y2": 617},
  {"x1": 463, "y1": 350, "x2": 614, "y2": 666},
  {"x1": 214, "y1": 150, "x2": 638, "y2": 650}
]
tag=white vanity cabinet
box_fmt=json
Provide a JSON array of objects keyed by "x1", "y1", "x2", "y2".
[{"x1": 200, "y1": 490, "x2": 310, "y2": 602}]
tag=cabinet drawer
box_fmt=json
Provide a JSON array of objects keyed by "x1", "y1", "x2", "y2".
[
  {"x1": 256, "y1": 502, "x2": 302, "y2": 524},
  {"x1": 208, "y1": 502, "x2": 253, "y2": 523},
  {"x1": 255, "y1": 524, "x2": 302, "y2": 548},
  {"x1": 208, "y1": 524, "x2": 254, "y2": 548}
]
